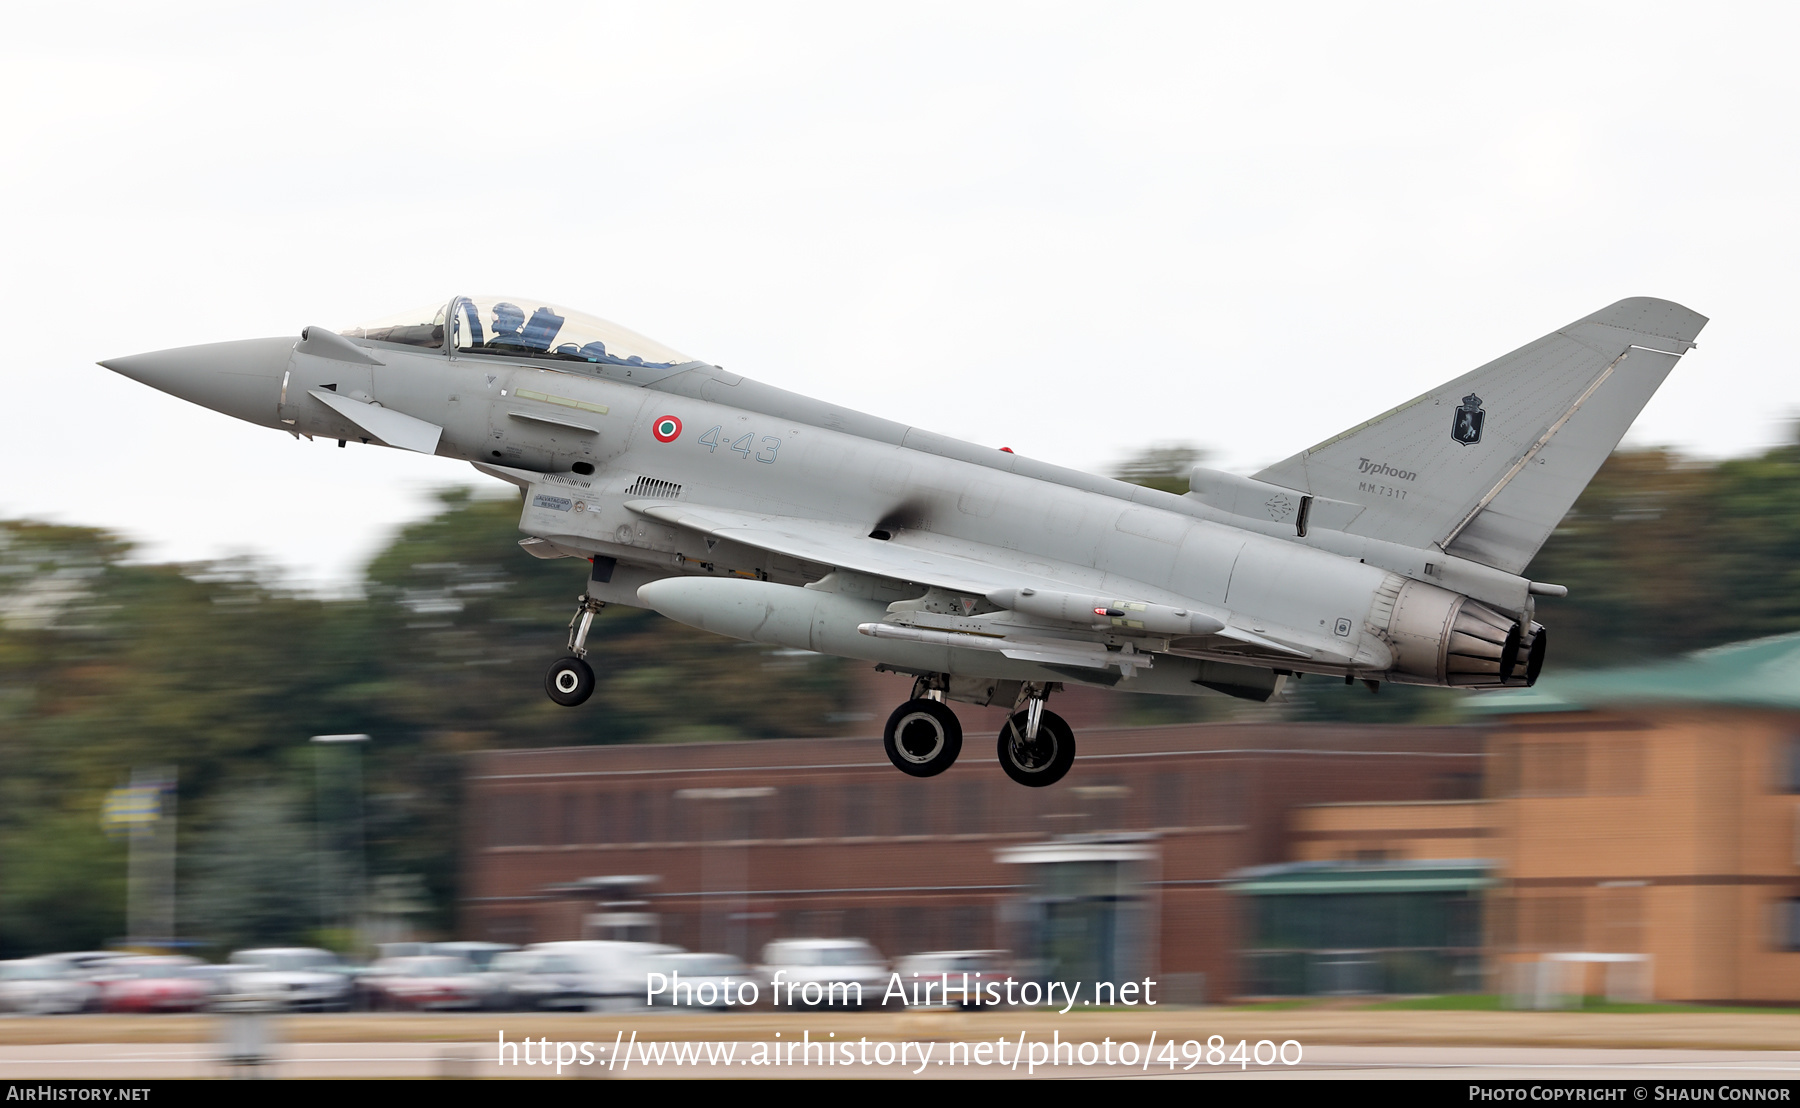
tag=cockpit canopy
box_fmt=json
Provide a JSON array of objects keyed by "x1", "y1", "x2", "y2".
[{"x1": 340, "y1": 296, "x2": 693, "y2": 370}]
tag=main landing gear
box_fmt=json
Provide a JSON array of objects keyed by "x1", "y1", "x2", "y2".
[
  {"x1": 997, "y1": 682, "x2": 1074, "y2": 788},
  {"x1": 880, "y1": 676, "x2": 1075, "y2": 787},
  {"x1": 546, "y1": 592, "x2": 604, "y2": 707},
  {"x1": 882, "y1": 675, "x2": 963, "y2": 777}
]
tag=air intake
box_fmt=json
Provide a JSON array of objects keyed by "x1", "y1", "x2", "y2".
[{"x1": 624, "y1": 476, "x2": 682, "y2": 499}]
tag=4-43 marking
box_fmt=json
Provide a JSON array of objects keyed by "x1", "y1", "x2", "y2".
[{"x1": 697, "y1": 425, "x2": 781, "y2": 463}]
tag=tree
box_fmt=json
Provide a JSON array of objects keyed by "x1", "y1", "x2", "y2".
[{"x1": 184, "y1": 787, "x2": 317, "y2": 952}]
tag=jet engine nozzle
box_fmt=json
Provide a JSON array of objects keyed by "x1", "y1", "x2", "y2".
[{"x1": 1375, "y1": 576, "x2": 1541, "y2": 688}]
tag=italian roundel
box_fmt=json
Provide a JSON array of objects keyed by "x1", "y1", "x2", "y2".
[{"x1": 651, "y1": 415, "x2": 682, "y2": 443}]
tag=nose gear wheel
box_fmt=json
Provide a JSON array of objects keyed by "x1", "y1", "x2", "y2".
[
  {"x1": 882, "y1": 698, "x2": 963, "y2": 777},
  {"x1": 545, "y1": 655, "x2": 595, "y2": 706},
  {"x1": 997, "y1": 708, "x2": 1075, "y2": 787}
]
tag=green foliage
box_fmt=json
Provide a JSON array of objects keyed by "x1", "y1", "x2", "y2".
[
  {"x1": 1110, "y1": 443, "x2": 1206, "y2": 495},
  {"x1": 1525, "y1": 437, "x2": 1800, "y2": 665},
  {"x1": 0, "y1": 808, "x2": 124, "y2": 955},
  {"x1": 0, "y1": 493, "x2": 853, "y2": 957},
  {"x1": 185, "y1": 787, "x2": 317, "y2": 953}
]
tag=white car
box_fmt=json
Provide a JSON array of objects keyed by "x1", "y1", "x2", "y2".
[
  {"x1": 0, "y1": 959, "x2": 98, "y2": 1015},
  {"x1": 759, "y1": 939, "x2": 888, "y2": 1010},
  {"x1": 486, "y1": 950, "x2": 596, "y2": 1011},
  {"x1": 430, "y1": 942, "x2": 516, "y2": 971},
  {"x1": 527, "y1": 940, "x2": 682, "y2": 1010},
  {"x1": 642, "y1": 952, "x2": 757, "y2": 1009},
  {"x1": 227, "y1": 947, "x2": 353, "y2": 1011},
  {"x1": 893, "y1": 950, "x2": 1013, "y2": 1007}
]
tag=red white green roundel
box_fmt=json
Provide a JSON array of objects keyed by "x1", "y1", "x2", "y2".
[{"x1": 651, "y1": 415, "x2": 682, "y2": 443}]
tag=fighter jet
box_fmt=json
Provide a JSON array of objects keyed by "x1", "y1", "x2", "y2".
[{"x1": 102, "y1": 295, "x2": 1705, "y2": 786}]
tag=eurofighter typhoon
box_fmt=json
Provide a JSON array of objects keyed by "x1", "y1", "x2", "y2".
[{"x1": 102, "y1": 296, "x2": 1705, "y2": 786}]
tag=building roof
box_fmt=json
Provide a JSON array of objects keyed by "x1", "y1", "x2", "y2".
[{"x1": 1466, "y1": 631, "x2": 1800, "y2": 716}]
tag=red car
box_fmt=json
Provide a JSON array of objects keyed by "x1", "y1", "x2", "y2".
[
  {"x1": 359, "y1": 956, "x2": 495, "y2": 1011},
  {"x1": 98, "y1": 957, "x2": 214, "y2": 1013}
]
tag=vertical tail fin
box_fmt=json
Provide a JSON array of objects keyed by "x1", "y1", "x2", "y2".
[{"x1": 1253, "y1": 297, "x2": 1707, "y2": 574}]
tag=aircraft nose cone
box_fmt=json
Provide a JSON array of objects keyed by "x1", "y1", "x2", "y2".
[{"x1": 100, "y1": 336, "x2": 295, "y2": 427}]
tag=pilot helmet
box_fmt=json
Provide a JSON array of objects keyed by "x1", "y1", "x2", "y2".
[{"x1": 491, "y1": 302, "x2": 525, "y2": 333}]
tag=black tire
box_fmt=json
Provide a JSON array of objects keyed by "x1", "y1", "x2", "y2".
[
  {"x1": 545, "y1": 656, "x2": 596, "y2": 706},
  {"x1": 996, "y1": 708, "x2": 1075, "y2": 787},
  {"x1": 882, "y1": 698, "x2": 963, "y2": 777}
]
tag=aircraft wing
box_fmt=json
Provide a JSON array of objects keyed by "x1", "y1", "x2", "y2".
[
  {"x1": 627, "y1": 500, "x2": 1093, "y2": 598},
  {"x1": 625, "y1": 500, "x2": 1324, "y2": 661}
]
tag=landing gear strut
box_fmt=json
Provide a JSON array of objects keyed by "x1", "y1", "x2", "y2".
[
  {"x1": 882, "y1": 675, "x2": 963, "y2": 777},
  {"x1": 545, "y1": 591, "x2": 604, "y2": 707},
  {"x1": 997, "y1": 682, "x2": 1075, "y2": 787}
]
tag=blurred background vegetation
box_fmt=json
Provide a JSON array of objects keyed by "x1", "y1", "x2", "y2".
[{"x1": 4, "y1": 436, "x2": 1798, "y2": 956}]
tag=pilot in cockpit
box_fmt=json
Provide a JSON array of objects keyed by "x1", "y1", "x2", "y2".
[{"x1": 489, "y1": 302, "x2": 527, "y2": 346}]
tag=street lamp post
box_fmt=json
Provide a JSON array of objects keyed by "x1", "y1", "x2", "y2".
[{"x1": 311, "y1": 735, "x2": 370, "y2": 950}]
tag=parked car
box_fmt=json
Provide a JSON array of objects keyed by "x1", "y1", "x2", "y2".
[
  {"x1": 893, "y1": 950, "x2": 1013, "y2": 1007},
  {"x1": 759, "y1": 939, "x2": 888, "y2": 1009},
  {"x1": 642, "y1": 952, "x2": 757, "y2": 1009},
  {"x1": 36, "y1": 951, "x2": 131, "y2": 986},
  {"x1": 97, "y1": 956, "x2": 213, "y2": 1013},
  {"x1": 527, "y1": 940, "x2": 682, "y2": 1010},
  {"x1": 485, "y1": 950, "x2": 595, "y2": 1011},
  {"x1": 0, "y1": 959, "x2": 97, "y2": 1015},
  {"x1": 429, "y1": 942, "x2": 516, "y2": 971},
  {"x1": 358, "y1": 955, "x2": 495, "y2": 1011},
  {"x1": 227, "y1": 947, "x2": 353, "y2": 1011}
]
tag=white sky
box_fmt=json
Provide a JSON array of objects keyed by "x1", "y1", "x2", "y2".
[{"x1": 2, "y1": 2, "x2": 1795, "y2": 590}]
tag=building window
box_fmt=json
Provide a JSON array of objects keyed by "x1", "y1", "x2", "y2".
[
  {"x1": 896, "y1": 906, "x2": 926, "y2": 952},
  {"x1": 898, "y1": 786, "x2": 930, "y2": 837},
  {"x1": 1433, "y1": 772, "x2": 1482, "y2": 801},
  {"x1": 593, "y1": 793, "x2": 615, "y2": 844},
  {"x1": 1521, "y1": 895, "x2": 1585, "y2": 950},
  {"x1": 1592, "y1": 740, "x2": 1646, "y2": 796},
  {"x1": 1519, "y1": 741, "x2": 1587, "y2": 797},
  {"x1": 559, "y1": 794, "x2": 580, "y2": 845},
  {"x1": 947, "y1": 905, "x2": 984, "y2": 950},
  {"x1": 1779, "y1": 738, "x2": 1800, "y2": 793},
  {"x1": 1154, "y1": 773, "x2": 1187, "y2": 828},
  {"x1": 955, "y1": 782, "x2": 986, "y2": 835},
  {"x1": 628, "y1": 791, "x2": 651, "y2": 843},
  {"x1": 842, "y1": 784, "x2": 873, "y2": 838},
  {"x1": 1202, "y1": 770, "x2": 1247, "y2": 825},
  {"x1": 785, "y1": 785, "x2": 815, "y2": 838},
  {"x1": 1596, "y1": 885, "x2": 1645, "y2": 952},
  {"x1": 1776, "y1": 899, "x2": 1800, "y2": 951},
  {"x1": 489, "y1": 793, "x2": 540, "y2": 847}
]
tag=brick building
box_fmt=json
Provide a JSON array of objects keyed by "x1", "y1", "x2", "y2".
[
  {"x1": 1235, "y1": 633, "x2": 1800, "y2": 1003},
  {"x1": 461, "y1": 710, "x2": 1482, "y2": 998}
]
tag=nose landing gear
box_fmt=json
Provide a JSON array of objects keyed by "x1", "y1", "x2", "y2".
[
  {"x1": 882, "y1": 675, "x2": 963, "y2": 777},
  {"x1": 545, "y1": 592, "x2": 605, "y2": 707},
  {"x1": 997, "y1": 682, "x2": 1074, "y2": 787}
]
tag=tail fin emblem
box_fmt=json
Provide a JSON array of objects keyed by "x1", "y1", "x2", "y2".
[{"x1": 1452, "y1": 393, "x2": 1486, "y2": 445}]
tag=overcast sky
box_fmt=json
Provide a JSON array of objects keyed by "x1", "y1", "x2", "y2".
[{"x1": 2, "y1": 2, "x2": 1794, "y2": 589}]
